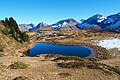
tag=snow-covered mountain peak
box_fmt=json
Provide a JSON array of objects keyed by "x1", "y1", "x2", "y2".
[
  {"x1": 76, "y1": 14, "x2": 106, "y2": 29},
  {"x1": 18, "y1": 23, "x2": 36, "y2": 32},
  {"x1": 37, "y1": 22, "x2": 48, "y2": 27},
  {"x1": 78, "y1": 19, "x2": 84, "y2": 23},
  {"x1": 19, "y1": 12, "x2": 120, "y2": 32},
  {"x1": 29, "y1": 22, "x2": 48, "y2": 32},
  {"x1": 52, "y1": 18, "x2": 78, "y2": 27},
  {"x1": 28, "y1": 23, "x2": 36, "y2": 27},
  {"x1": 86, "y1": 14, "x2": 106, "y2": 23}
]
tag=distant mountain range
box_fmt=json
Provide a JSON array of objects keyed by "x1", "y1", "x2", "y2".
[{"x1": 19, "y1": 13, "x2": 120, "y2": 33}]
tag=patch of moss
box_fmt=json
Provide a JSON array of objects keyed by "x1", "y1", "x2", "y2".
[{"x1": 9, "y1": 62, "x2": 28, "y2": 69}]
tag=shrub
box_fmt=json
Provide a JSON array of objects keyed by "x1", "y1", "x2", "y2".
[{"x1": 9, "y1": 62, "x2": 28, "y2": 69}]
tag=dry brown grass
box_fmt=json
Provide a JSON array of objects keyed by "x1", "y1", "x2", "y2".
[
  {"x1": 0, "y1": 56, "x2": 119, "y2": 80},
  {"x1": 0, "y1": 29, "x2": 120, "y2": 80}
]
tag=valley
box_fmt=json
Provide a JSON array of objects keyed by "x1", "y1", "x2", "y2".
[
  {"x1": 0, "y1": 30, "x2": 120, "y2": 80},
  {"x1": 0, "y1": 17, "x2": 120, "y2": 80},
  {"x1": 1, "y1": 0, "x2": 120, "y2": 79}
]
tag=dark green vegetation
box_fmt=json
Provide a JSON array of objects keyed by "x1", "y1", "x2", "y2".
[
  {"x1": 56, "y1": 56, "x2": 120, "y2": 75},
  {"x1": 9, "y1": 62, "x2": 28, "y2": 69},
  {"x1": 0, "y1": 17, "x2": 29, "y2": 43},
  {"x1": 99, "y1": 63, "x2": 120, "y2": 75}
]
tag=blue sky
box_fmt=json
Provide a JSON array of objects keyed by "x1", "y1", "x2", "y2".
[{"x1": 0, "y1": 0, "x2": 120, "y2": 24}]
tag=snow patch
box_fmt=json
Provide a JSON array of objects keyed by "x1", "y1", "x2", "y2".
[
  {"x1": 52, "y1": 25, "x2": 58, "y2": 27},
  {"x1": 63, "y1": 22, "x2": 68, "y2": 26},
  {"x1": 97, "y1": 16, "x2": 106, "y2": 22},
  {"x1": 97, "y1": 38, "x2": 120, "y2": 50}
]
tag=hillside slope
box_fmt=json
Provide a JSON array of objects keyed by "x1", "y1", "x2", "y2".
[
  {"x1": 0, "y1": 28, "x2": 20, "y2": 56},
  {"x1": 0, "y1": 23, "x2": 33, "y2": 56}
]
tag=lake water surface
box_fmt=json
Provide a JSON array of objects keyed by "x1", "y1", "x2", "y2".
[{"x1": 30, "y1": 43, "x2": 96, "y2": 58}]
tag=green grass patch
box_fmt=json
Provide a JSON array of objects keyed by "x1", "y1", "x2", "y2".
[{"x1": 9, "y1": 62, "x2": 28, "y2": 69}]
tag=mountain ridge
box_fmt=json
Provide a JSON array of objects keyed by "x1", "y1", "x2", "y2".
[{"x1": 19, "y1": 13, "x2": 120, "y2": 32}]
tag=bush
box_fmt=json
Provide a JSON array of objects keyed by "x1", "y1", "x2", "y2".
[{"x1": 9, "y1": 62, "x2": 28, "y2": 69}]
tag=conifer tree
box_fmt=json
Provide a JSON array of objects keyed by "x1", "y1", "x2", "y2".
[{"x1": 1, "y1": 17, "x2": 29, "y2": 43}]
